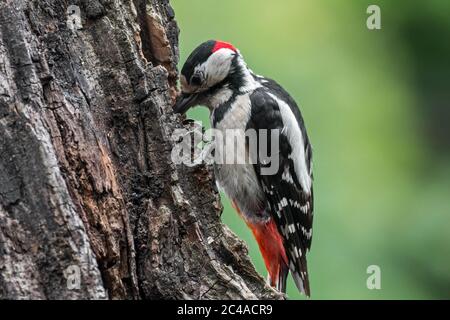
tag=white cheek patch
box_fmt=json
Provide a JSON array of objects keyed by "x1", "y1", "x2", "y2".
[{"x1": 203, "y1": 48, "x2": 234, "y2": 87}]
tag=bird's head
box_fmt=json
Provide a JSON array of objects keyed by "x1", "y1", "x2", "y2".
[{"x1": 173, "y1": 40, "x2": 242, "y2": 114}]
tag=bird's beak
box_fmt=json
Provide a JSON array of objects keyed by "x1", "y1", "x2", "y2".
[{"x1": 173, "y1": 92, "x2": 199, "y2": 114}]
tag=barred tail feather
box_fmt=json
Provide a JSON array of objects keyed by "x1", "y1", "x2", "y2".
[
  {"x1": 275, "y1": 262, "x2": 289, "y2": 293},
  {"x1": 291, "y1": 263, "x2": 311, "y2": 297}
]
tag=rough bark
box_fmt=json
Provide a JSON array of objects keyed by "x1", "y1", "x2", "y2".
[{"x1": 0, "y1": 0, "x2": 281, "y2": 300}]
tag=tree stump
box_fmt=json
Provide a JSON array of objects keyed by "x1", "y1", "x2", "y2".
[{"x1": 0, "y1": 0, "x2": 281, "y2": 300}]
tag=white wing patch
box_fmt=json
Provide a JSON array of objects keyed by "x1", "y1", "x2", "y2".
[
  {"x1": 281, "y1": 166, "x2": 294, "y2": 184},
  {"x1": 267, "y1": 93, "x2": 312, "y2": 194}
]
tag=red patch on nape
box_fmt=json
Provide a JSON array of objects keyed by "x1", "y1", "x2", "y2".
[{"x1": 212, "y1": 40, "x2": 237, "y2": 53}]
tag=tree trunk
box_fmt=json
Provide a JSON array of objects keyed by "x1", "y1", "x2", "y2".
[{"x1": 0, "y1": 0, "x2": 281, "y2": 300}]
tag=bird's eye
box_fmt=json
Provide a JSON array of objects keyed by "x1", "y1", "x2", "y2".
[{"x1": 191, "y1": 74, "x2": 202, "y2": 86}]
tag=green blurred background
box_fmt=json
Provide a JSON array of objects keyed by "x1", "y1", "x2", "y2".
[{"x1": 171, "y1": 0, "x2": 450, "y2": 299}]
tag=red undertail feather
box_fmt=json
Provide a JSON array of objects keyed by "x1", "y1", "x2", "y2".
[{"x1": 232, "y1": 201, "x2": 289, "y2": 293}]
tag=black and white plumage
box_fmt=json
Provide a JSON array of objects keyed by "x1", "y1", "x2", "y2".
[
  {"x1": 247, "y1": 85, "x2": 314, "y2": 294},
  {"x1": 174, "y1": 40, "x2": 314, "y2": 296}
]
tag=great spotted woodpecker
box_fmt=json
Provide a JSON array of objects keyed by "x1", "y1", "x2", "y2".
[{"x1": 174, "y1": 40, "x2": 314, "y2": 296}]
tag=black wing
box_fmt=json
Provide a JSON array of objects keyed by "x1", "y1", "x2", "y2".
[{"x1": 247, "y1": 87, "x2": 314, "y2": 296}]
